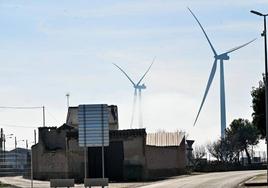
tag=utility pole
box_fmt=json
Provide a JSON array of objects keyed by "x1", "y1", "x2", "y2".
[
  {"x1": 3, "y1": 134, "x2": 13, "y2": 163},
  {"x1": 15, "y1": 137, "x2": 17, "y2": 149},
  {"x1": 250, "y1": 10, "x2": 268, "y2": 184},
  {"x1": 31, "y1": 129, "x2": 36, "y2": 188},
  {"x1": 3, "y1": 134, "x2": 5, "y2": 163},
  {"x1": 42, "y1": 106, "x2": 46, "y2": 127},
  {"x1": 4, "y1": 134, "x2": 14, "y2": 151},
  {"x1": 0, "y1": 129, "x2": 3, "y2": 152},
  {"x1": 3, "y1": 135, "x2": 5, "y2": 153},
  {"x1": 34, "y1": 130, "x2": 36, "y2": 144},
  {"x1": 31, "y1": 147, "x2": 33, "y2": 188},
  {"x1": 15, "y1": 136, "x2": 17, "y2": 169},
  {"x1": 0, "y1": 129, "x2": 3, "y2": 166},
  {"x1": 15, "y1": 138, "x2": 25, "y2": 170}
]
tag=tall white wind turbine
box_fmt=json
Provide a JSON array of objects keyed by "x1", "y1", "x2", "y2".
[
  {"x1": 189, "y1": 8, "x2": 256, "y2": 138},
  {"x1": 114, "y1": 58, "x2": 155, "y2": 128}
]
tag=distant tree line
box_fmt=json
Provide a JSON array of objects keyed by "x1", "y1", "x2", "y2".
[
  {"x1": 193, "y1": 78, "x2": 266, "y2": 166},
  {"x1": 206, "y1": 119, "x2": 260, "y2": 165}
]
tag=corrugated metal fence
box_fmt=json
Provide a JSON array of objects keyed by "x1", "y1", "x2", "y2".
[{"x1": 146, "y1": 131, "x2": 185, "y2": 146}]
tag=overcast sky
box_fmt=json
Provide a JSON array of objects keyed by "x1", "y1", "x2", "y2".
[{"x1": 0, "y1": 0, "x2": 267, "y2": 150}]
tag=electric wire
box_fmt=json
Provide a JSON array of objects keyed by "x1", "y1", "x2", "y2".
[
  {"x1": 0, "y1": 123, "x2": 39, "y2": 128},
  {"x1": 0, "y1": 106, "x2": 43, "y2": 109}
]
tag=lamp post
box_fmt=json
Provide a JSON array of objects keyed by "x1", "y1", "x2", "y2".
[
  {"x1": 15, "y1": 138, "x2": 25, "y2": 169},
  {"x1": 15, "y1": 138, "x2": 25, "y2": 149},
  {"x1": 3, "y1": 134, "x2": 13, "y2": 152},
  {"x1": 66, "y1": 93, "x2": 70, "y2": 108},
  {"x1": 28, "y1": 141, "x2": 35, "y2": 188},
  {"x1": 251, "y1": 10, "x2": 268, "y2": 183},
  {"x1": 3, "y1": 134, "x2": 13, "y2": 163},
  {"x1": 42, "y1": 106, "x2": 46, "y2": 127}
]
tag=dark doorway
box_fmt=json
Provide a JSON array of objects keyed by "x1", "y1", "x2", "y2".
[{"x1": 88, "y1": 141, "x2": 124, "y2": 181}]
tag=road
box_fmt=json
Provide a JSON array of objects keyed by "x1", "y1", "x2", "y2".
[
  {"x1": 0, "y1": 170, "x2": 265, "y2": 188},
  {"x1": 0, "y1": 176, "x2": 149, "y2": 188},
  {"x1": 140, "y1": 170, "x2": 266, "y2": 188}
]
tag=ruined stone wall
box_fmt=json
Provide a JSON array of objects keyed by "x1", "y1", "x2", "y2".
[
  {"x1": 66, "y1": 137, "x2": 84, "y2": 181},
  {"x1": 32, "y1": 144, "x2": 68, "y2": 180},
  {"x1": 121, "y1": 134, "x2": 146, "y2": 180},
  {"x1": 123, "y1": 136, "x2": 145, "y2": 166},
  {"x1": 38, "y1": 127, "x2": 66, "y2": 150},
  {"x1": 33, "y1": 127, "x2": 71, "y2": 180}
]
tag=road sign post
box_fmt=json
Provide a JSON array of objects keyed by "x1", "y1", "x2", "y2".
[
  {"x1": 78, "y1": 104, "x2": 109, "y2": 181},
  {"x1": 101, "y1": 104, "x2": 105, "y2": 179}
]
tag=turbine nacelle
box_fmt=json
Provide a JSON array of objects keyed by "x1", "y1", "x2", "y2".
[
  {"x1": 216, "y1": 53, "x2": 230, "y2": 60},
  {"x1": 135, "y1": 84, "x2": 146, "y2": 90}
]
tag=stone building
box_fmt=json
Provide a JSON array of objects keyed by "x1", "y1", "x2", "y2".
[{"x1": 32, "y1": 105, "x2": 188, "y2": 182}]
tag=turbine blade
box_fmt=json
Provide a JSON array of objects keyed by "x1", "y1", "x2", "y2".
[
  {"x1": 188, "y1": 8, "x2": 217, "y2": 56},
  {"x1": 224, "y1": 38, "x2": 257, "y2": 54},
  {"x1": 130, "y1": 89, "x2": 137, "y2": 128},
  {"x1": 113, "y1": 63, "x2": 136, "y2": 86},
  {"x1": 194, "y1": 59, "x2": 217, "y2": 126},
  {"x1": 137, "y1": 57, "x2": 155, "y2": 85}
]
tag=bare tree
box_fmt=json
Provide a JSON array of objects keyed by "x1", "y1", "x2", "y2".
[
  {"x1": 193, "y1": 145, "x2": 206, "y2": 160},
  {"x1": 192, "y1": 145, "x2": 206, "y2": 167}
]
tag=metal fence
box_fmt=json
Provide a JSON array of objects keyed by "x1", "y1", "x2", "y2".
[
  {"x1": 0, "y1": 148, "x2": 31, "y2": 177},
  {"x1": 146, "y1": 131, "x2": 185, "y2": 146}
]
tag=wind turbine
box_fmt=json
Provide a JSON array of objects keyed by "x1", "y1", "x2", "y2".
[
  {"x1": 113, "y1": 58, "x2": 155, "y2": 128},
  {"x1": 189, "y1": 8, "x2": 256, "y2": 138}
]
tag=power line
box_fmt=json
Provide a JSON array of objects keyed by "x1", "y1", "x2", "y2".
[
  {"x1": 0, "y1": 123, "x2": 39, "y2": 128},
  {"x1": 0, "y1": 106, "x2": 46, "y2": 127},
  {"x1": 47, "y1": 111, "x2": 60, "y2": 125},
  {"x1": 0, "y1": 106, "x2": 43, "y2": 109},
  {"x1": 0, "y1": 106, "x2": 62, "y2": 128}
]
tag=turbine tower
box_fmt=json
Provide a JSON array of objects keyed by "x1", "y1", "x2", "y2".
[
  {"x1": 114, "y1": 58, "x2": 155, "y2": 128},
  {"x1": 189, "y1": 8, "x2": 256, "y2": 138}
]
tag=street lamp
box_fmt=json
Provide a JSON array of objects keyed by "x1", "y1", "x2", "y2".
[
  {"x1": 25, "y1": 140, "x2": 35, "y2": 150},
  {"x1": 15, "y1": 138, "x2": 25, "y2": 149},
  {"x1": 3, "y1": 134, "x2": 13, "y2": 163},
  {"x1": 251, "y1": 9, "x2": 268, "y2": 183},
  {"x1": 15, "y1": 138, "x2": 25, "y2": 169},
  {"x1": 3, "y1": 134, "x2": 13, "y2": 152}
]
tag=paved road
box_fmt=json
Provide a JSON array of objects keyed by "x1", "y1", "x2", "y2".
[
  {"x1": 0, "y1": 170, "x2": 265, "y2": 188},
  {"x1": 140, "y1": 170, "x2": 266, "y2": 188},
  {"x1": 0, "y1": 176, "x2": 149, "y2": 188},
  {"x1": 0, "y1": 176, "x2": 49, "y2": 188}
]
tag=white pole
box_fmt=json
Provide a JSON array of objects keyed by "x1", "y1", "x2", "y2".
[
  {"x1": 66, "y1": 93, "x2": 70, "y2": 108},
  {"x1": 42, "y1": 106, "x2": 45, "y2": 127},
  {"x1": 220, "y1": 59, "x2": 226, "y2": 138},
  {"x1": 15, "y1": 137, "x2": 17, "y2": 169}
]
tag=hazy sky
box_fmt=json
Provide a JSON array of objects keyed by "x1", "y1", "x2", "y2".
[{"x1": 0, "y1": 0, "x2": 267, "y2": 150}]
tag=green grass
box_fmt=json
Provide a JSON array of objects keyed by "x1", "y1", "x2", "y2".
[{"x1": 0, "y1": 182, "x2": 15, "y2": 187}]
